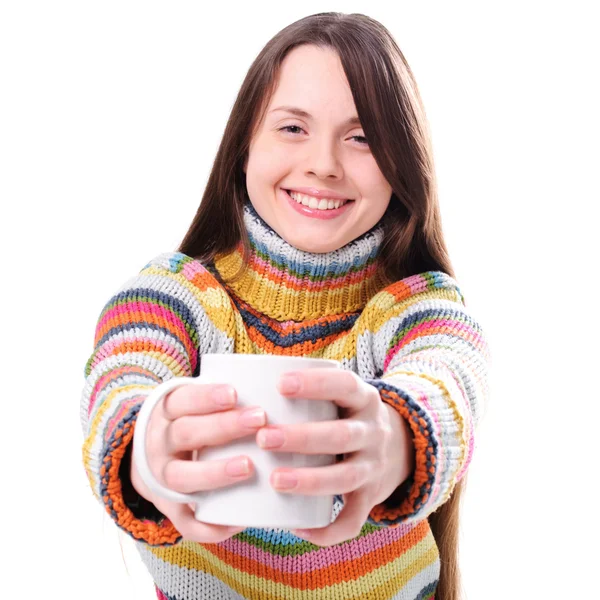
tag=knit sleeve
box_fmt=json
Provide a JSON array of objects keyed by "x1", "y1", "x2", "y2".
[
  {"x1": 80, "y1": 252, "x2": 235, "y2": 546},
  {"x1": 359, "y1": 271, "x2": 492, "y2": 527}
]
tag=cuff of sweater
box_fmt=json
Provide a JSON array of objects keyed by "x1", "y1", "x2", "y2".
[
  {"x1": 364, "y1": 379, "x2": 438, "y2": 527},
  {"x1": 100, "y1": 402, "x2": 182, "y2": 546},
  {"x1": 119, "y1": 443, "x2": 165, "y2": 523}
]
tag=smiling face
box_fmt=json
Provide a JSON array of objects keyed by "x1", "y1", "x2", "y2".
[{"x1": 243, "y1": 44, "x2": 393, "y2": 253}]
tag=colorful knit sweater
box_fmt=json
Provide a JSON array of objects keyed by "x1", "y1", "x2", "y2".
[{"x1": 80, "y1": 200, "x2": 491, "y2": 600}]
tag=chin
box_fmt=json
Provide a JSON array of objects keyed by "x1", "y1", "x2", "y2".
[{"x1": 285, "y1": 235, "x2": 343, "y2": 254}]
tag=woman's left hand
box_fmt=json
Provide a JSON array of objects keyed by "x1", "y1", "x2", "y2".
[{"x1": 255, "y1": 368, "x2": 415, "y2": 547}]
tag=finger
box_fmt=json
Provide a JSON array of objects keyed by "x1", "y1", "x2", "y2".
[
  {"x1": 291, "y1": 491, "x2": 370, "y2": 547},
  {"x1": 161, "y1": 501, "x2": 245, "y2": 544},
  {"x1": 166, "y1": 405, "x2": 267, "y2": 453},
  {"x1": 277, "y1": 369, "x2": 374, "y2": 411},
  {"x1": 162, "y1": 384, "x2": 237, "y2": 420},
  {"x1": 270, "y1": 456, "x2": 371, "y2": 495},
  {"x1": 163, "y1": 454, "x2": 255, "y2": 494},
  {"x1": 256, "y1": 419, "x2": 369, "y2": 454}
]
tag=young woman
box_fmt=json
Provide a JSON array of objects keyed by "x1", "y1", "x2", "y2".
[{"x1": 81, "y1": 12, "x2": 491, "y2": 600}]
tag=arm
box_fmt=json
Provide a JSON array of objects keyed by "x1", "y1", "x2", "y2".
[
  {"x1": 80, "y1": 252, "x2": 234, "y2": 546},
  {"x1": 362, "y1": 271, "x2": 492, "y2": 527}
]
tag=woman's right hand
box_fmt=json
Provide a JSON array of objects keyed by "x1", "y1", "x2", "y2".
[{"x1": 130, "y1": 382, "x2": 267, "y2": 544}]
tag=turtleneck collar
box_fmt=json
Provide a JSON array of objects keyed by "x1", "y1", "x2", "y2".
[{"x1": 210, "y1": 200, "x2": 390, "y2": 322}]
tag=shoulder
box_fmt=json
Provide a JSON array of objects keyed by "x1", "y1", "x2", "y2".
[
  {"x1": 117, "y1": 251, "x2": 234, "y2": 318},
  {"x1": 365, "y1": 271, "x2": 465, "y2": 320},
  {"x1": 134, "y1": 251, "x2": 227, "y2": 292},
  {"x1": 140, "y1": 251, "x2": 215, "y2": 279},
  {"x1": 356, "y1": 270, "x2": 482, "y2": 347},
  {"x1": 126, "y1": 251, "x2": 237, "y2": 346},
  {"x1": 357, "y1": 271, "x2": 490, "y2": 373}
]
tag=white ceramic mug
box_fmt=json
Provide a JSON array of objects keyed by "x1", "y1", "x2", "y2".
[{"x1": 132, "y1": 353, "x2": 341, "y2": 529}]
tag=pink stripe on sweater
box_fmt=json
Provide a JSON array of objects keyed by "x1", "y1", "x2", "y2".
[
  {"x1": 88, "y1": 366, "x2": 156, "y2": 417},
  {"x1": 87, "y1": 337, "x2": 188, "y2": 416},
  {"x1": 381, "y1": 374, "x2": 445, "y2": 508},
  {"x1": 383, "y1": 319, "x2": 484, "y2": 371},
  {"x1": 404, "y1": 274, "x2": 430, "y2": 294},
  {"x1": 251, "y1": 254, "x2": 379, "y2": 290},
  {"x1": 102, "y1": 335, "x2": 190, "y2": 374},
  {"x1": 97, "y1": 301, "x2": 188, "y2": 341},
  {"x1": 386, "y1": 342, "x2": 477, "y2": 484},
  {"x1": 96, "y1": 301, "x2": 197, "y2": 372},
  {"x1": 154, "y1": 585, "x2": 168, "y2": 600},
  {"x1": 107, "y1": 397, "x2": 141, "y2": 438},
  {"x1": 219, "y1": 523, "x2": 417, "y2": 573},
  {"x1": 182, "y1": 259, "x2": 216, "y2": 280}
]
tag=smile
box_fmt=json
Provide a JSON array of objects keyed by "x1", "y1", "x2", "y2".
[
  {"x1": 282, "y1": 189, "x2": 354, "y2": 220},
  {"x1": 287, "y1": 190, "x2": 351, "y2": 211}
]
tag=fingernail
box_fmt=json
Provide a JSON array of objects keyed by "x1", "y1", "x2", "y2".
[
  {"x1": 257, "y1": 427, "x2": 285, "y2": 449},
  {"x1": 239, "y1": 407, "x2": 267, "y2": 428},
  {"x1": 213, "y1": 386, "x2": 235, "y2": 407},
  {"x1": 226, "y1": 457, "x2": 250, "y2": 477},
  {"x1": 272, "y1": 471, "x2": 298, "y2": 489},
  {"x1": 279, "y1": 374, "x2": 300, "y2": 394}
]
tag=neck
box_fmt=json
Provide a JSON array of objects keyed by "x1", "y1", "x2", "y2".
[{"x1": 211, "y1": 201, "x2": 390, "y2": 321}]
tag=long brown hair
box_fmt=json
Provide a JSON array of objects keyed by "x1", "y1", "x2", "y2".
[{"x1": 177, "y1": 12, "x2": 467, "y2": 599}]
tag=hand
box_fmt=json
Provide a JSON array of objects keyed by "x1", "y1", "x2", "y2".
[
  {"x1": 256, "y1": 369, "x2": 415, "y2": 547},
  {"x1": 130, "y1": 382, "x2": 268, "y2": 544}
]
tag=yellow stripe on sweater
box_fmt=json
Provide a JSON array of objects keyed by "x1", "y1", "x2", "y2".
[{"x1": 148, "y1": 534, "x2": 438, "y2": 599}]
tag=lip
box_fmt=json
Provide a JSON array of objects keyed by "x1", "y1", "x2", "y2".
[
  {"x1": 284, "y1": 186, "x2": 352, "y2": 201},
  {"x1": 281, "y1": 188, "x2": 353, "y2": 220}
]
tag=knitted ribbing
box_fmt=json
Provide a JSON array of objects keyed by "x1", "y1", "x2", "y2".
[
  {"x1": 212, "y1": 200, "x2": 391, "y2": 321},
  {"x1": 80, "y1": 207, "x2": 491, "y2": 599}
]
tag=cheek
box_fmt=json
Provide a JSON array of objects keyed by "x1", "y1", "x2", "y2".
[
  {"x1": 361, "y1": 165, "x2": 391, "y2": 194},
  {"x1": 251, "y1": 144, "x2": 293, "y2": 176},
  {"x1": 271, "y1": 149, "x2": 298, "y2": 179},
  {"x1": 347, "y1": 157, "x2": 389, "y2": 193},
  {"x1": 363, "y1": 174, "x2": 393, "y2": 212}
]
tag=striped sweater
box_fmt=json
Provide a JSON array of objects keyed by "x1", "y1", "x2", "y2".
[{"x1": 80, "y1": 200, "x2": 491, "y2": 600}]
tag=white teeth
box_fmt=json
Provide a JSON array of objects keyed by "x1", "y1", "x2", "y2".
[{"x1": 288, "y1": 190, "x2": 349, "y2": 210}]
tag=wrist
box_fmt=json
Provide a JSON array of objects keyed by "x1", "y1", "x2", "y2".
[
  {"x1": 120, "y1": 442, "x2": 164, "y2": 521},
  {"x1": 384, "y1": 403, "x2": 415, "y2": 486}
]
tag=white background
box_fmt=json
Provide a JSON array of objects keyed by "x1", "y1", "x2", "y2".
[{"x1": 1, "y1": 2, "x2": 598, "y2": 599}]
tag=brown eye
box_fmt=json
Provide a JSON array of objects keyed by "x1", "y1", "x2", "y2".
[{"x1": 279, "y1": 125, "x2": 304, "y2": 135}]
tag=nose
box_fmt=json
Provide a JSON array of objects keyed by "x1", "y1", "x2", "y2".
[{"x1": 306, "y1": 138, "x2": 344, "y2": 180}]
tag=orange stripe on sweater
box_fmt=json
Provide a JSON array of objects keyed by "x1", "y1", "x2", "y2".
[
  {"x1": 196, "y1": 520, "x2": 431, "y2": 588},
  {"x1": 247, "y1": 255, "x2": 379, "y2": 292},
  {"x1": 95, "y1": 311, "x2": 196, "y2": 361},
  {"x1": 100, "y1": 421, "x2": 181, "y2": 546},
  {"x1": 243, "y1": 326, "x2": 349, "y2": 355},
  {"x1": 370, "y1": 388, "x2": 435, "y2": 522}
]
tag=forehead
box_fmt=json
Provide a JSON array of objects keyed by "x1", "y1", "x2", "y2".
[{"x1": 266, "y1": 45, "x2": 359, "y2": 121}]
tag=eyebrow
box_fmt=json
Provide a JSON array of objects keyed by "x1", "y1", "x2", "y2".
[{"x1": 269, "y1": 105, "x2": 362, "y2": 126}]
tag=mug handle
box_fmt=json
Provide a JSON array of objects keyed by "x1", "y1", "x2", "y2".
[{"x1": 132, "y1": 376, "x2": 205, "y2": 504}]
